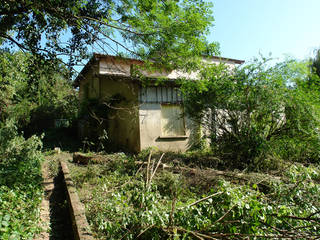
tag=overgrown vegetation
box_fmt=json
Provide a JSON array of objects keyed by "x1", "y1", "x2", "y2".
[
  {"x1": 78, "y1": 94, "x2": 127, "y2": 152},
  {"x1": 1, "y1": 0, "x2": 218, "y2": 72},
  {"x1": 181, "y1": 57, "x2": 320, "y2": 170},
  {"x1": 0, "y1": 120, "x2": 43, "y2": 239},
  {"x1": 0, "y1": 50, "x2": 77, "y2": 238},
  {"x1": 310, "y1": 49, "x2": 320, "y2": 79},
  {"x1": 68, "y1": 151, "x2": 320, "y2": 239},
  {"x1": 1, "y1": 0, "x2": 320, "y2": 237},
  {"x1": 0, "y1": 51, "x2": 78, "y2": 133}
]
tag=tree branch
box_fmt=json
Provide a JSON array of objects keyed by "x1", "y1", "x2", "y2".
[{"x1": 75, "y1": 15, "x2": 157, "y2": 36}]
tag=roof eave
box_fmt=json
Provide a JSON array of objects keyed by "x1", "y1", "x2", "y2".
[{"x1": 73, "y1": 53, "x2": 245, "y2": 87}]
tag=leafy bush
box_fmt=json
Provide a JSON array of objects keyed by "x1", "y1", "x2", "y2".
[
  {"x1": 172, "y1": 165, "x2": 320, "y2": 239},
  {"x1": 0, "y1": 186, "x2": 42, "y2": 240},
  {"x1": 181, "y1": 58, "x2": 320, "y2": 170},
  {"x1": 0, "y1": 120, "x2": 43, "y2": 239}
]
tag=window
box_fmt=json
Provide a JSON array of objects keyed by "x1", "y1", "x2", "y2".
[
  {"x1": 139, "y1": 86, "x2": 183, "y2": 104},
  {"x1": 161, "y1": 104, "x2": 185, "y2": 137}
]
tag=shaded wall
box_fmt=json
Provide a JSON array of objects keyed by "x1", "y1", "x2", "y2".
[
  {"x1": 78, "y1": 61, "x2": 140, "y2": 152},
  {"x1": 99, "y1": 76, "x2": 140, "y2": 152}
]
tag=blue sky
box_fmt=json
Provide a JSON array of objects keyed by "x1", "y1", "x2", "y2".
[{"x1": 209, "y1": 0, "x2": 320, "y2": 62}]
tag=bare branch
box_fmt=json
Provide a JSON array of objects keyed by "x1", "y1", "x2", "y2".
[
  {"x1": 183, "y1": 191, "x2": 224, "y2": 209},
  {"x1": 149, "y1": 153, "x2": 165, "y2": 184}
]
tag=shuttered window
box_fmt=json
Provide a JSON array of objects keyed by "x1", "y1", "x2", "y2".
[
  {"x1": 161, "y1": 104, "x2": 185, "y2": 137},
  {"x1": 139, "y1": 86, "x2": 183, "y2": 103}
]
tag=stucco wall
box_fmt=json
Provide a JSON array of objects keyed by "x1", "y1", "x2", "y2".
[
  {"x1": 78, "y1": 64, "x2": 99, "y2": 139},
  {"x1": 78, "y1": 60, "x2": 140, "y2": 152},
  {"x1": 139, "y1": 103, "x2": 198, "y2": 152},
  {"x1": 78, "y1": 63, "x2": 99, "y2": 101},
  {"x1": 79, "y1": 74, "x2": 90, "y2": 102},
  {"x1": 99, "y1": 76, "x2": 140, "y2": 152}
]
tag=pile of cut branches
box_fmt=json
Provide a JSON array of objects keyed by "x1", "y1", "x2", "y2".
[{"x1": 68, "y1": 151, "x2": 320, "y2": 239}]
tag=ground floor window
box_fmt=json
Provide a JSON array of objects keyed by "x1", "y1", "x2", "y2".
[{"x1": 160, "y1": 104, "x2": 185, "y2": 137}]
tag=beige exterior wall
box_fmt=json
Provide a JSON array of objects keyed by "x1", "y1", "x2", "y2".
[
  {"x1": 79, "y1": 75, "x2": 90, "y2": 102},
  {"x1": 78, "y1": 64, "x2": 99, "y2": 101},
  {"x1": 78, "y1": 60, "x2": 140, "y2": 152},
  {"x1": 138, "y1": 103, "x2": 198, "y2": 152},
  {"x1": 99, "y1": 76, "x2": 140, "y2": 152},
  {"x1": 98, "y1": 56, "x2": 204, "y2": 152}
]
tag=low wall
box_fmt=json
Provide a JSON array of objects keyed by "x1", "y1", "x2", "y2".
[{"x1": 60, "y1": 160, "x2": 94, "y2": 240}]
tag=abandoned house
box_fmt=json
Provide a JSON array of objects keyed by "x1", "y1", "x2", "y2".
[{"x1": 75, "y1": 53, "x2": 244, "y2": 152}]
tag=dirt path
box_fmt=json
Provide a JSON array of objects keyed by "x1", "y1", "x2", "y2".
[
  {"x1": 49, "y1": 164, "x2": 75, "y2": 240},
  {"x1": 34, "y1": 160, "x2": 52, "y2": 240},
  {"x1": 35, "y1": 155, "x2": 75, "y2": 240}
]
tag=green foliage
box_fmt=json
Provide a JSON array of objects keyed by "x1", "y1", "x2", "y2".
[
  {"x1": 171, "y1": 165, "x2": 320, "y2": 238},
  {"x1": 311, "y1": 49, "x2": 320, "y2": 78},
  {"x1": 181, "y1": 58, "x2": 320, "y2": 169},
  {"x1": 0, "y1": 50, "x2": 78, "y2": 132},
  {"x1": 1, "y1": 0, "x2": 219, "y2": 71},
  {"x1": 68, "y1": 152, "x2": 320, "y2": 239},
  {"x1": 79, "y1": 95, "x2": 127, "y2": 152},
  {"x1": 0, "y1": 186, "x2": 42, "y2": 240},
  {"x1": 0, "y1": 120, "x2": 43, "y2": 239}
]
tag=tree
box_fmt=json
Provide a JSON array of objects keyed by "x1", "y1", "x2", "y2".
[
  {"x1": 299, "y1": 48, "x2": 320, "y2": 94},
  {"x1": 181, "y1": 58, "x2": 320, "y2": 170},
  {"x1": 1, "y1": 0, "x2": 219, "y2": 72},
  {"x1": 0, "y1": 50, "x2": 78, "y2": 130},
  {"x1": 311, "y1": 48, "x2": 320, "y2": 78}
]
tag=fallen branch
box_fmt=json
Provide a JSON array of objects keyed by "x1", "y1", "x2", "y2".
[
  {"x1": 183, "y1": 191, "x2": 224, "y2": 209},
  {"x1": 172, "y1": 227, "x2": 320, "y2": 239},
  {"x1": 165, "y1": 227, "x2": 216, "y2": 240},
  {"x1": 136, "y1": 224, "x2": 155, "y2": 238},
  {"x1": 146, "y1": 150, "x2": 152, "y2": 187},
  {"x1": 212, "y1": 204, "x2": 236, "y2": 226},
  {"x1": 270, "y1": 214, "x2": 320, "y2": 223},
  {"x1": 149, "y1": 153, "x2": 165, "y2": 185}
]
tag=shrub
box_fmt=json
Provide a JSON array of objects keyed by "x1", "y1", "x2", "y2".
[
  {"x1": 78, "y1": 94, "x2": 126, "y2": 152},
  {"x1": 0, "y1": 120, "x2": 43, "y2": 239},
  {"x1": 181, "y1": 58, "x2": 320, "y2": 170}
]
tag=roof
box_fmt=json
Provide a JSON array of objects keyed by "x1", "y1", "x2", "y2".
[{"x1": 74, "y1": 53, "x2": 245, "y2": 87}]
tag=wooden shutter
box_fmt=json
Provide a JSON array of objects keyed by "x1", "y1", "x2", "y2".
[{"x1": 161, "y1": 105, "x2": 185, "y2": 136}]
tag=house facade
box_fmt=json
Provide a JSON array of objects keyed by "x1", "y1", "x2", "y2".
[{"x1": 76, "y1": 54, "x2": 244, "y2": 152}]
